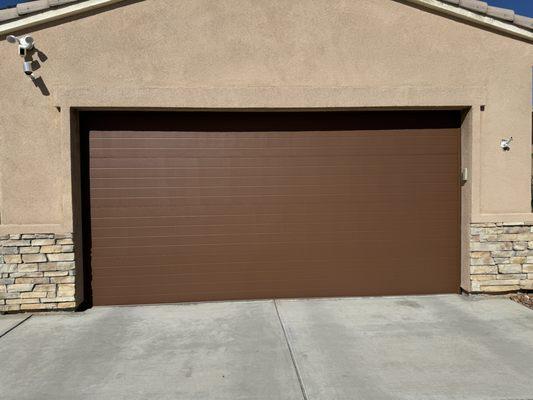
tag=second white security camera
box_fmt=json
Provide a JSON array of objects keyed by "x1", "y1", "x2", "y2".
[
  {"x1": 500, "y1": 137, "x2": 513, "y2": 152},
  {"x1": 23, "y1": 61, "x2": 33, "y2": 76}
]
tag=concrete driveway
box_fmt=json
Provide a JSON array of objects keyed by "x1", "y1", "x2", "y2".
[{"x1": 1, "y1": 295, "x2": 532, "y2": 400}]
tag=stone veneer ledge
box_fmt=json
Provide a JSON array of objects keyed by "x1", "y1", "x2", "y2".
[
  {"x1": 0, "y1": 233, "x2": 76, "y2": 313},
  {"x1": 470, "y1": 223, "x2": 533, "y2": 293}
]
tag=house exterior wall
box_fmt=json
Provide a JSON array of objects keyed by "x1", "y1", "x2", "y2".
[{"x1": 0, "y1": 0, "x2": 532, "y2": 310}]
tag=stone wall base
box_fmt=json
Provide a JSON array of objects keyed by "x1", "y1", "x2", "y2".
[
  {"x1": 470, "y1": 223, "x2": 533, "y2": 293},
  {"x1": 0, "y1": 233, "x2": 76, "y2": 313},
  {"x1": 3, "y1": 225, "x2": 531, "y2": 312}
]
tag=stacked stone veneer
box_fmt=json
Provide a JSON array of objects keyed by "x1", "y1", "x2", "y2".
[
  {"x1": 470, "y1": 223, "x2": 533, "y2": 293},
  {"x1": 0, "y1": 233, "x2": 76, "y2": 313}
]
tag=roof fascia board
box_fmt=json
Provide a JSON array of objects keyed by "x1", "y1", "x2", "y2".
[
  {"x1": 0, "y1": 0, "x2": 124, "y2": 35},
  {"x1": 404, "y1": 0, "x2": 532, "y2": 42}
]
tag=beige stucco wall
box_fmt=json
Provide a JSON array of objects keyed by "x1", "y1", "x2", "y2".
[{"x1": 0, "y1": 0, "x2": 532, "y2": 235}]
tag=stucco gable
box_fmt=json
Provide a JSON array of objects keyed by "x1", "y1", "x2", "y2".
[{"x1": 0, "y1": 0, "x2": 532, "y2": 41}]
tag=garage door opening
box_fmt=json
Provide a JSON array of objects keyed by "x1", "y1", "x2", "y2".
[{"x1": 78, "y1": 111, "x2": 461, "y2": 306}]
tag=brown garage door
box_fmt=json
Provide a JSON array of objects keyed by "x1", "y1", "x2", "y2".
[{"x1": 82, "y1": 111, "x2": 461, "y2": 306}]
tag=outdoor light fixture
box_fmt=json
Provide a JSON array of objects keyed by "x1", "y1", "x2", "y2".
[
  {"x1": 500, "y1": 137, "x2": 513, "y2": 152},
  {"x1": 6, "y1": 34, "x2": 36, "y2": 77}
]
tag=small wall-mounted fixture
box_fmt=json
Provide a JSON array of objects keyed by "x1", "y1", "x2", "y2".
[
  {"x1": 500, "y1": 137, "x2": 513, "y2": 151},
  {"x1": 461, "y1": 167, "x2": 468, "y2": 184},
  {"x1": 6, "y1": 34, "x2": 36, "y2": 77}
]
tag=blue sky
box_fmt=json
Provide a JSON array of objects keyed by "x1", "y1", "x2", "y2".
[
  {"x1": 1, "y1": 0, "x2": 532, "y2": 16},
  {"x1": 486, "y1": 0, "x2": 533, "y2": 17},
  {"x1": 0, "y1": 0, "x2": 24, "y2": 8}
]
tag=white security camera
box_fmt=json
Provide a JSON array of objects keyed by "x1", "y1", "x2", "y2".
[
  {"x1": 23, "y1": 61, "x2": 33, "y2": 76},
  {"x1": 500, "y1": 137, "x2": 513, "y2": 152},
  {"x1": 6, "y1": 34, "x2": 34, "y2": 57}
]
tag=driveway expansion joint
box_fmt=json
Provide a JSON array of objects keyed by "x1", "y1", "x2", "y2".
[
  {"x1": 0, "y1": 314, "x2": 32, "y2": 339},
  {"x1": 273, "y1": 299, "x2": 309, "y2": 400}
]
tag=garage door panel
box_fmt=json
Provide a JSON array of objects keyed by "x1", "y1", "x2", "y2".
[
  {"x1": 90, "y1": 219, "x2": 456, "y2": 238},
  {"x1": 90, "y1": 264, "x2": 457, "y2": 282},
  {"x1": 89, "y1": 129, "x2": 454, "y2": 146},
  {"x1": 90, "y1": 181, "x2": 457, "y2": 199},
  {"x1": 91, "y1": 150, "x2": 453, "y2": 171},
  {"x1": 92, "y1": 270, "x2": 457, "y2": 305},
  {"x1": 90, "y1": 231, "x2": 459, "y2": 249},
  {"x1": 90, "y1": 146, "x2": 458, "y2": 160},
  {"x1": 90, "y1": 191, "x2": 458, "y2": 210},
  {"x1": 91, "y1": 239, "x2": 457, "y2": 261},
  {"x1": 91, "y1": 252, "x2": 457, "y2": 271},
  {"x1": 89, "y1": 128, "x2": 456, "y2": 145},
  {"x1": 90, "y1": 212, "x2": 457, "y2": 229},
  {"x1": 89, "y1": 173, "x2": 457, "y2": 190},
  {"x1": 92, "y1": 265, "x2": 455, "y2": 292},
  {"x1": 86, "y1": 112, "x2": 460, "y2": 306},
  {"x1": 90, "y1": 200, "x2": 458, "y2": 219},
  {"x1": 89, "y1": 145, "x2": 457, "y2": 161},
  {"x1": 90, "y1": 161, "x2": 457, "y2": 180},
  {"x1": 89, "y1": 170, "x2": 459, "y2": 187},
  {"x1": 92, "y1": 276, "x2": 458, "y2": 299},
  {"x1": 91, "y1": 255, "x2": 458, "y2": 278},
  {"x1": 92, "y1": 253, "x2": 459, "y2": 275},
  {"x1": 93, "y1": 264, "x2": 406, "y2": 284},
  {"x1": 89, "y1": 155, "x2": 458, "y2": 167}
]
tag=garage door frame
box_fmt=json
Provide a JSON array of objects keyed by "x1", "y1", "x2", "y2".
[{"x1": 74, "y1": 109, "x2": 465, "y2": 308}]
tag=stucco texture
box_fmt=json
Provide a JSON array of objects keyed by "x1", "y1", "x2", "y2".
[{"x1": 0, "y1": 0, "x2": 532, "y2": 234}]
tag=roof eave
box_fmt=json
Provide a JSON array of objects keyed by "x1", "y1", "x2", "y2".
[
  {"x1": 0, "y1": 0, "x2": 124, "y2": 36},
  {"x1": 404, "y1": 0, "x2": 532, "y2": 42}
]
